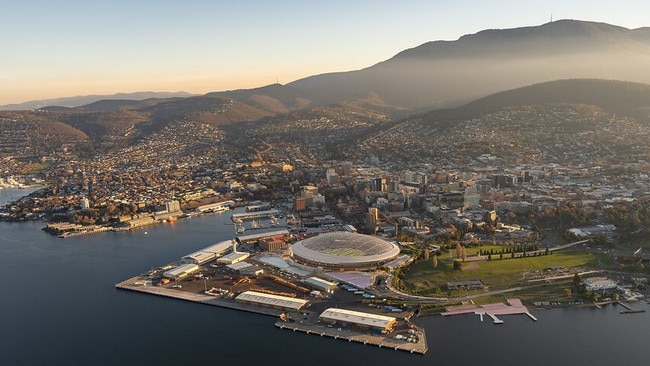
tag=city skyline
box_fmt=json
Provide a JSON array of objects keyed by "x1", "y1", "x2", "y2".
[{"x1": 2, "y1": 0, "x2": 649, "y2": 105}]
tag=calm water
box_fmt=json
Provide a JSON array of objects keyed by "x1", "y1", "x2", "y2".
[{"x1": 1, "y1": 188, "x2": 648, "y2": 366}]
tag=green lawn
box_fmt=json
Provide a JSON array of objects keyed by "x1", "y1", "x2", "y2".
[{"x1": 401, "y1": 251, "x2": 602, "y2": 296}]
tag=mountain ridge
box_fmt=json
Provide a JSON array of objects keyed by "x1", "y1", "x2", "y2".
[
  {"x1": 0, "y1": 91, "x2": 196, "y2": 111},
  {"x1": 4, "y1": 19, "x2": 650, "y2": 116}
]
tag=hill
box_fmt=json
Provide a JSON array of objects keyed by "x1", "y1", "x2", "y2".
[
  {"x1": 345, "y1": 79, "x2": 650, "y2": 166},
  {"x1": 0, "y1": 91, "x2": 196, "y2": 111},
  {"x1": 0, "y1": 111, "x2": 90, "y2": 157},
  {"x1": 416, "y1": 79, "x2": 650, "y2": 127}
]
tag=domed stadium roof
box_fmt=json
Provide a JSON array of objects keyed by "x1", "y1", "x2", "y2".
[{"x1": 290, "y1": 232, "x2": 400, "y2": 269}]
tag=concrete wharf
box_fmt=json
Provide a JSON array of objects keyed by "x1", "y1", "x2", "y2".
[
  {"x1": 275, "y1": 321, "x2": 428, "y2": 354},
  {"x1": 115, "y1": 275, "x2": 283, "y2": 317},
  {"x1": 117, "y1": 274, "x2": 428, "y2": 354}
]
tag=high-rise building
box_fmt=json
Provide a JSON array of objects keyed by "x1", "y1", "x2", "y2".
[
  {"x1": 368, "y1": 207, "x2": 379, "y2": 221},
  {"x1": 294, "y1": 196, "x2": 305, "y2": 211},
  {"x1": 80, "y1": 197, "x2": 90, "y2": 211},
  {"x1": 463, "y1": 186, "x2": 480, "y2": 211},
  {"x1": 166, "y1": 200, "x2": 181, "y2": 213}
]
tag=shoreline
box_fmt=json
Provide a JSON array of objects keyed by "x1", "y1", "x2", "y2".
[{"x1": 115, "y1": 272, "x2": 428, "y2": 355}]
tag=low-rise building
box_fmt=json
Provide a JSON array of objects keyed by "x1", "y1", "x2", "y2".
[
  {"x1": 319, "y1": 308, "x2": 397, "y2": 334},
  {"x1": 163, "y1": 263, "x2": 199, "y2": 280},
  {"x1": 235, "y1": 290, "x2": 308, "y2": 311}
]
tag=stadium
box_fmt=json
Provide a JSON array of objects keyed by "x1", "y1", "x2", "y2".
[{"x1": 290, "y1": 232, "x2": 400, "y2": 269}]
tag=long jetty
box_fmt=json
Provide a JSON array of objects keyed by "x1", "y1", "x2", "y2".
[{"x1": 275, "y1": 321, "x2": 428, "y2": 355}]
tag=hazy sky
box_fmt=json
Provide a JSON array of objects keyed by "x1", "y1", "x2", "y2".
[{"x1": 1, "y1": 0, "x2": 648, "y2": 104}]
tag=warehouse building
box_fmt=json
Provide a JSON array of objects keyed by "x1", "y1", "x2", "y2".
[
  {"x1": 163, "y1": 263, "x2": 199, "y2": 280},
  {"x1": 304, "y1": 277, "x2": 337, "y2": 292},
  {"x1": 319, "y1": 308, "x2": 397, "y2": 334},
  {"x1": 235, "y1": 290, "x2": 309, "y2": 311},
  {"x1": 217, "y1": 251, "x2": 250, "y2": 265},
  {"x1": 227, "y1": 261, "x2": 264, "y2": 276},
  {"x1": 182, "y1": 240, "x2": 234, "y2": 265},
  {"x1": 236, "y1": 230, "x2": 289, "y2": 244}
]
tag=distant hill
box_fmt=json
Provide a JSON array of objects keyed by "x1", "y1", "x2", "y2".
[
  {"x1": 206, "y1": 83, "x2": 312, "y2": 114},
  {"x1": 0, "y1": 111, "x2": 90, "y2": 156},
  {"x1": 0, "y1": 91, "x2": 196, "y2": 111},
  {"x1": 403, "y1": 79, "x2": 650, "y2": 129},
  {"x1": 288, "y1": 20, "x2": 650, "y2": 110}
]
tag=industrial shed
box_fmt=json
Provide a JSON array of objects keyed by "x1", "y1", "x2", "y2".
[
  {"x1": 304, "y1": 277, "x2": 337, "y2": 292},
  {"x1": 182, "y1": 240, "x2": 233, "y2": 265},
  {"x1": 235, "y1": 291, "x2": 308, "y2": 311},
  {"x1": 319, "y1": 308, "x2": 396, "y2": 334},
  {"x1": 163, "y1": 263, "x2": 199, "y2": 280},
  {"x1": 217, "y1": 251, "x2": 250, "y2": 265},
  {"x1": 227, "y1": 261, "x2": 264, "y2": 276}
]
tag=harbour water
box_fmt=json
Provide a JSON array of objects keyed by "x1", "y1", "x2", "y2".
[{"x1": 1, "y1": 188, "x2": 648, "y2": 366}]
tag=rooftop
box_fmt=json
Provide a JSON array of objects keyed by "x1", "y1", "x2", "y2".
[
  {"x1": 235, "y1": 290, "x2": 308, "y2": 311},
  {"x1": 319, "y1": 308, "x2": 396, "y2": 329}
]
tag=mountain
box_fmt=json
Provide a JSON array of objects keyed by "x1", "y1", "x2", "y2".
[
  {"x1": 6, "y1": 20, "x2": 650, "y2": 118},
  {"x1": 288, "y1": 20, "x2": 650, "y2": 110},
  {"x1": 0, "y1": 91, "x2": 196, "y2": 111}
]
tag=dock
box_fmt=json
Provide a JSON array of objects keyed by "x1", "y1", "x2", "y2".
[
  {"x1": 117, "y1": 274, "x2": 428, "y2": 355},
  {"x1": 441, "y1": 298, "x2": 536, "y2": 324},
  {"x1": 115, "y1": 275, "x2": 283, "y2": 317},
  {"x1": 616, "y1": 301, "x2": 646, "y2": 314},
  {"x1": 275, "y1": 321, "x2": 428, "y2": 355},
  {"x1": 231, "y1": 209, "x2": 279, "y2": 222}
]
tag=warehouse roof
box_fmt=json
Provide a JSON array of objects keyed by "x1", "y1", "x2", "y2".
[
  {"x1": 235, "y1": 291, "x2": 308, "y2": 311},
  {"x1": 182, "y1": 240, "x2": 233, "y2": 262},
  {"x1": 319, "y1": 308, "x2": 396, "y2": 329},
  {"x1": 163, "y1": 263, "x2": 199, "y2": 278}
]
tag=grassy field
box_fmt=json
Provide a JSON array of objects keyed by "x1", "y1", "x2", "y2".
[{"x1": 400, "y1": 251, "x2": 603, "y2": 296}]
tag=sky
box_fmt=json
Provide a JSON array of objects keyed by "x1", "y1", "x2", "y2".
[{"x1": 1, "y1": 0, "x2": 649, "y2": 105}]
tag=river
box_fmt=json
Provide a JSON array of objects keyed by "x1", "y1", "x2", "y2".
[{"x1": 0, "y1": 188, "x2": 648, "y2": 366}]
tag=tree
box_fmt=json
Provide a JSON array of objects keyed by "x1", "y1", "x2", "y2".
[{"x1": 573, "y1": 273, "x2": 582, "y2": 286}]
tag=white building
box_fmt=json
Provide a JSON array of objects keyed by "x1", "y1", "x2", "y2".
[
  {"x1": 181, "y1": 240, "x2": 234, "y2": 265},
  {"x1": 80, "y1": 197, "x2": 90, "y2": 211},
  {"x1": 163, "y1": 264, "x2": 199, "y2": 280},
  {"x1": 235, "y1": 291, "x2": 308, "y2": 311},
  {"x1": 217, "y1": 251, "x2": 250, "y2": 265}
]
